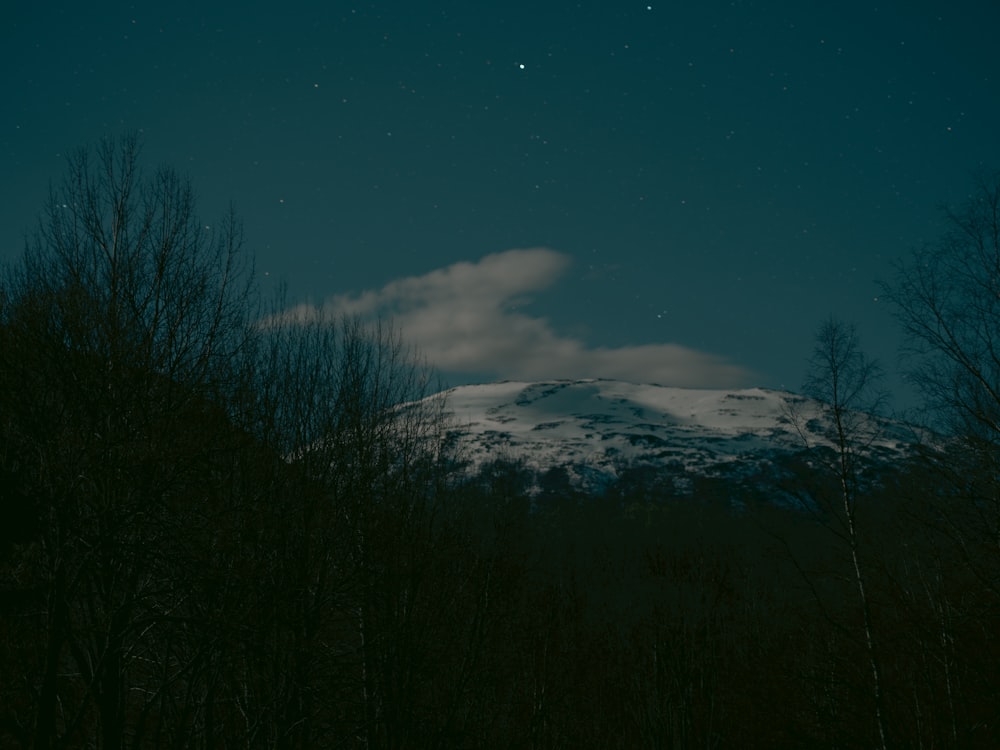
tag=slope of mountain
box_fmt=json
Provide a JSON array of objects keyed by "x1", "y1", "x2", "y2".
[{"x1": 433, "y1": 379, "x2": 925, "y2": 491}]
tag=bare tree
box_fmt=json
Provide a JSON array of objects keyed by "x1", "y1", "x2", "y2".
[
  {"x1": 883, "y1": 172, "x2": 1000, "y2": 441},
  {"x1": 880, "y1": 171, "x2": 1000, "y2": 748},
  {"x1": 797, "y1": 317, "x2": 890, "y2": 750},
  {"x1": 1, "y1": 133, "x2": 486, "y2": 748},
  {"x1": 0, "y1": 134, "x2": 258, "y2": 749},
  {"x1": 246, "y1": 304, "x2": 456, "y2": 747},
  {"x1": 882, "y1": 172, "x2": 1000, "y2": 546}
]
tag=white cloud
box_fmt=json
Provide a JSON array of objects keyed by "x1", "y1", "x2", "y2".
[{"x1": 282, "y1": 248, "x2": 755, "y2": 388}]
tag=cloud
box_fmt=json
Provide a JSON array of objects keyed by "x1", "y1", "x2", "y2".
[{"x1": 280, "y1": 248, "x2": 755, "y2": 388}]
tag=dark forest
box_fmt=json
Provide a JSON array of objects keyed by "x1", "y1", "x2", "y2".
[{"x1": 2, "y1": 137, "x2": 998, "y2": 749}]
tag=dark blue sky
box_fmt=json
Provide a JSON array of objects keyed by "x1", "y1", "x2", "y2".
[{"x1": 4, "y1": 1, "x2": 999, "y2": 405}]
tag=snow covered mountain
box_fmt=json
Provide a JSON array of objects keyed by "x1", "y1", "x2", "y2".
[{"x1": 432, "y1": 379, "x2": 926, "y2": 492}]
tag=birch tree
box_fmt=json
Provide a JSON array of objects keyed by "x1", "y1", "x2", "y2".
[{"x1": 800, "y1": 317, "x2": 890, "y2": 750}]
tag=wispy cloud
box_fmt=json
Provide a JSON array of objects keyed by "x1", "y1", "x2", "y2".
[{"x1": 277, "y1": 248, "x2": 755, "y2": 388}]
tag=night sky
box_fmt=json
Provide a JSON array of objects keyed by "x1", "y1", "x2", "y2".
[{"x1": 4, "y1": 1, "x2": 1000, "y2": 405}]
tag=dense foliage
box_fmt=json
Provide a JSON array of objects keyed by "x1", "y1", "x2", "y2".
[{"x1": 1, "y1": 139, "x2": 998, "y2": 748}]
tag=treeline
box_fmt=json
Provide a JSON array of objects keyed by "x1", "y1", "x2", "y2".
[{"x1": 0, "y1": 137, "x2": 998, "y2": 748}]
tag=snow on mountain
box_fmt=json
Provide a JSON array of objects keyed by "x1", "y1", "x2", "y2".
[{"x1": 431, "y1": 379, "x2": 923, "y2": 488}]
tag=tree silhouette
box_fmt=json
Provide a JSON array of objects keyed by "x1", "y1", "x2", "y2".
[
  {"x1": 881, "y1": 171, "x2": 1000, "y2": 748},
  {"x1": 792, "y1": 317, "x2": 890, "y2": 750},
  {"x1": 0, "y1": 134, "x2": 262, "y2": 749}
]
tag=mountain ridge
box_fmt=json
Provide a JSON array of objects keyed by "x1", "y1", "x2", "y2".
[{"x1": 428, "y1": 378, "x2": 926, "y2": 492}]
